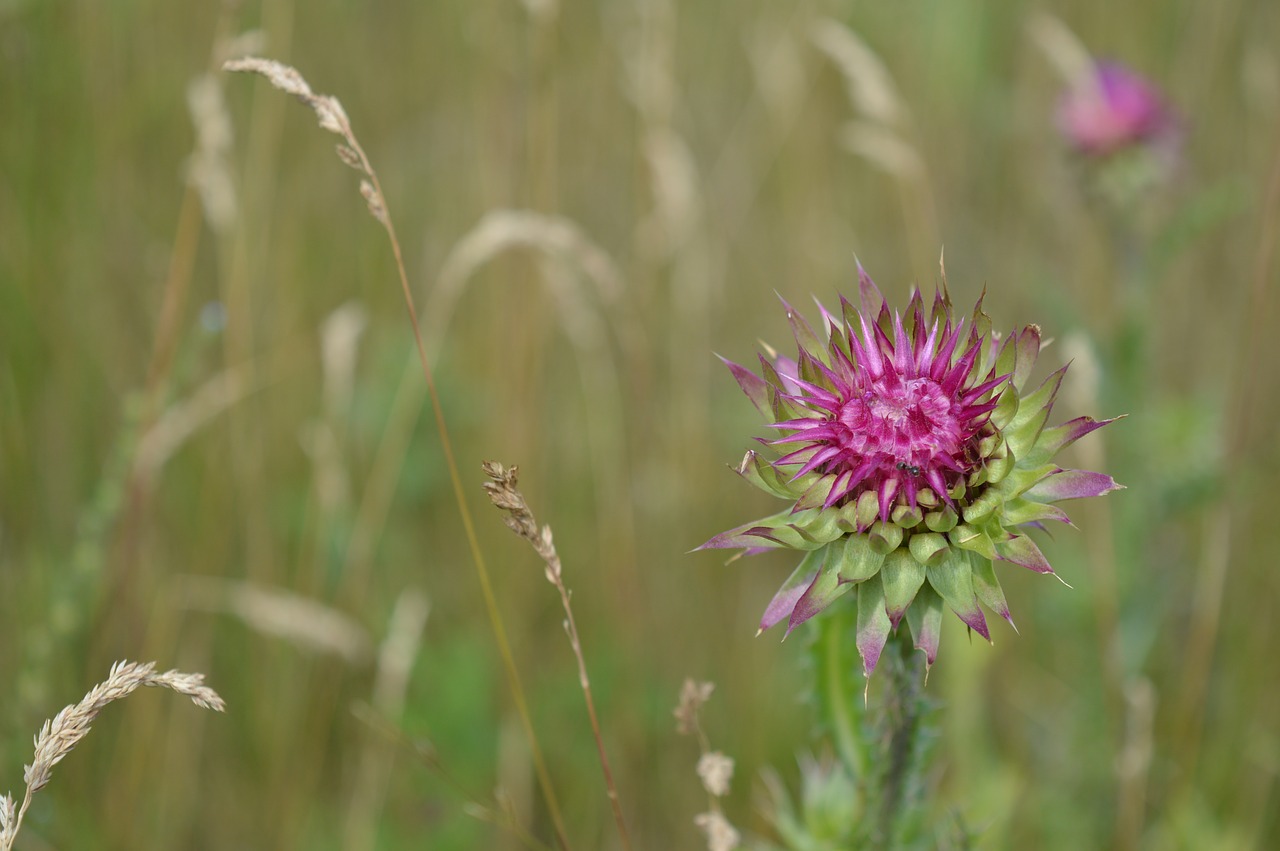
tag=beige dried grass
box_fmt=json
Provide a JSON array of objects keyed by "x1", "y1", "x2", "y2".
[
  {"x1": 425, "y1": 209, "x2": 625, "y2": 353},
  {"x1": 176, "y1": 576, "x2": 374, "y2": 664},
  {"x1": 1025, "y1": 11, "x2": 1095, "y2": 89},
  {"x1": 224, "y1": 56, "x2": 572, "y2": 849},
  {"x1": 0, "y1": 661, "x2": 224, "y2": 850},
  {"x1": 342, "y1": 206, "x2": 638, "y2": 607},
  {"x1": 133, "y1": 340, "x2": 306, "y2": 485},
  {"x1": 673, "y1": 679, "x2": 740, "y2": 851},
  {"x1": 810, "y1": 16, "x2": 939, "y2": 273},
  {"x1": 421, "y1": 208, "x2": 637, "y2": 583},
  {"x1": 223, "y1": 56, "x2": 388, "y2": 224},
  {"x1": 344, "y1": 589, "x2": 430, "y2": 851},
  {"x1": 809, "y1": 18, "x2": 905, "y2": 128},
  {"x1": 481, "y1": 461, "x2": 633, "y2": 851},
  {"x1": 185, "y1": 72, "x2": 237, "y2": 233}
]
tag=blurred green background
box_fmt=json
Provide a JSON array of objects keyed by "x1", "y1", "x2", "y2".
[{"x1": 2, "y1": 0, "x2": 1278, "y2": 848}]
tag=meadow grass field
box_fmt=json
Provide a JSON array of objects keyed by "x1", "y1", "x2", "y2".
[{"x1": 2, "y1": 1, "x2": 1278, "y2": 848}]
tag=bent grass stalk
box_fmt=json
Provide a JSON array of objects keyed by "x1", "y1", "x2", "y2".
[
  {"x1": 342, "y1": 208, "x2": 636, "y2": 610},
  {"x1": 222, "y1": 57, "x2": 572, "y2": 850},
  {"x1": 481, "y1": 461, "x2": 633, "y2": 851},
  {"x1": 0, "y1": 661, "x2": 225, "y2": 850}
]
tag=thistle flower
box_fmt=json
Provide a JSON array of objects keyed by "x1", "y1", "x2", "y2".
[
  {"x1": 1056, "y1": 61, "x2": 1179, "y2": 158},
  {"x1": 1056, "y1": 62, "x2": 1181, "y2": 208},
  {"x1": 700, "y1": 264, "x2": 1121, "y2": 676}
]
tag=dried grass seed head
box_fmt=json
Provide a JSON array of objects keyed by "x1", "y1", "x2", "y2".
[
  {"x1": 674, "y1": 678, "x2": 715, "y2": 735},
  {"x1": 22, "y1": 661, "x2": 224, "y2": 793},
  {"x1": 694, "y1": 811, "x2": 741, "y2": 851},
  {"x1": 697, "y1": 751, "x2": 735, "y2": 798}
]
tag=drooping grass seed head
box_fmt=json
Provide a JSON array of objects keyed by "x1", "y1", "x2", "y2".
[{"x1": 700, "y1": 262, "x2": 1122, "y2": 676}]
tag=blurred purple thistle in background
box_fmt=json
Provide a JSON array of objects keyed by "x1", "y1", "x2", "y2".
[{"x1": 1057, "y1": 61, "x2": 1180, "y2": 160}]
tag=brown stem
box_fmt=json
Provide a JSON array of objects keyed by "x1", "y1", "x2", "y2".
[{"x1": 482, "y1": 463, "x2": 633, "y2": 851}]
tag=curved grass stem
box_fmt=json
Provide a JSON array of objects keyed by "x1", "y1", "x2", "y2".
[
  {"x1": 362, "y1": 150, "x2": 574, "y2": 851},
  {"x1": 482, "y1": 462, "x2": 633, "y2": 851},
  {"x1": 223, "y1": 58, "x2": 573, "y2": 851}
]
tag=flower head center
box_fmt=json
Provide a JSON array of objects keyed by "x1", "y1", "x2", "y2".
[{"x1": 833, "y1": 376, "x2": 963, "y2": 471}]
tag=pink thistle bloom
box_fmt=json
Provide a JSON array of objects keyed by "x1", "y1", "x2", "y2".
[
  {"x1": 1057, "y1": 61, "x2": 1179, "y2": 157},
  {"x1": 699, "y1": 263, "x2": 1122, "y2": 676}
]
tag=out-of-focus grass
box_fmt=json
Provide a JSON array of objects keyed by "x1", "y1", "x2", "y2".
[{"x1": 2, "y1": 0, "x2": 1278, "y2": 848}]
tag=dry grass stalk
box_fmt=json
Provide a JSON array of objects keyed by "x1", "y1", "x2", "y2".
[
  {"x1": 1025, "y1": 11, "x2": 1095, "y2": 88},
  {"x1": 223, "y1": 55, "x2": 572, "y2": 850},
  {"x1": 0, "y1": 661, "x2": 224, "y2": 850},
  {"x1": 222, "y1": 56, "x2": 386, "y2": 224},
  {"x1": 809, "y1": 18, "x2": 904, "y2": 128},
  {"x1": 480, "y1": 461, "x2": 633, "y2": 851},
  {"x1": 320, "y1": 301, "x2": 368, "y2": 424},
  {"x1": 425, "y1": 208, "x2": 625, "y2": 358},
  {"x1": 809, "y1": 17, "x2": 939, "y2": 274},
  {"x1": 134, "y1": 367, "x2": 249, "y2": 480},
  {"x1": 673, "y1": 678, "x2": 740, "y2": 851},
  {"x1": 177, "y1": 576, "x2": 374, "y2": 664},
  {"x1": 185, "y1": 72, "x2": 237, "y2": 233},
  {"x1": 345, "y1": 590, "x2": 431, "y2": 851},
  {"x1": 427, "y1": 210, "x2": 636, "y2": 579}
]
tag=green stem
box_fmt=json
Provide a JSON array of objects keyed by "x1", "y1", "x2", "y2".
[
  {"x1": 818, "y1": 609, "x2": 866, "y2": 780},
  {"x1": 873, "y1": 629, "x2": 928, "y2": 848},
  {"x1": 800, "y1": 612, "x2": 943, "y2": 848}
]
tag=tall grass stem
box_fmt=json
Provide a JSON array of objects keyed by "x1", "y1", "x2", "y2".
[
  {"x1": 223, "y1": 57, "x2": 573, "y2": 850},
  {"x1": 482, "y1": 461, "x2": 633, "y2": 851}
]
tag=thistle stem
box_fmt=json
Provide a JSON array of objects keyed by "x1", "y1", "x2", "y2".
[
  {"x1": 816, "y1": 609, "x2": 866, "y2": 780},
  {"x1": 872, "y1": 629, "x2": 929, "y2": 848},
  {"x1": 810, "y1": 616, "x2": 935, "y2": 847}
]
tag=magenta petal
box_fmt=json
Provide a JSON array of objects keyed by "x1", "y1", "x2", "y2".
[
  {"x1": 1036, "y1": 415, "x2": 1123, "y2": 456},
  {"x1": 786, "y1": 561, "x2": 854, "y2": 636},
  {"x1": 995, "y1": 534, "x2": 1054, "y2": 574},
  {"x1": 1012, "y1": 325, "x2": 1042, "y2": 390},
  {"x1": 1025, "y1": 468, "x2": 1125, "y2": 502},
  {"x1": 696, "y1": 517, "x2": 792, "y2": 550},
  {"x1": 779, "y1": 296, "x2": 825, "y2": 360},
  {"x1": 760, "y1": 583, "x2": 807, "y2": 632},
  {"x1": 718, "y1": 356, "x2": 772, "y2": 418},
  {"x1": 856, "y1": 259, "x2": 886, "y2": 317},
  {"x1": 955, "y1": 598, "x2": 990, "y2": 639},
  {"x1": 760, "y1": 558, "x2": 820, "y2": 633}
]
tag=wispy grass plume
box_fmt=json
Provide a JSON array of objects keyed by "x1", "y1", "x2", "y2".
[
  {"x1": 482, "y1": 460, "x2": 633, "y2": 851},
  {"x1": 223, "y1": 55, "x2": 572, "y2": 849},
  {"x1": 0, "y1": 661, "x2": 224, "y2": 851}
]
